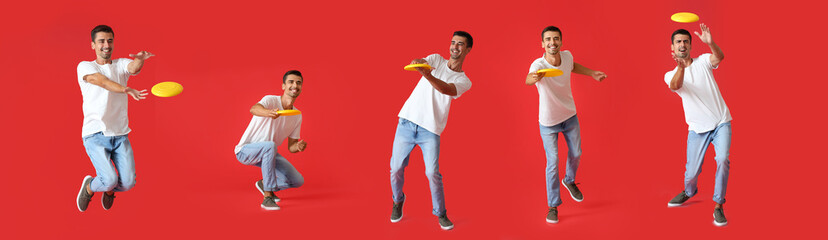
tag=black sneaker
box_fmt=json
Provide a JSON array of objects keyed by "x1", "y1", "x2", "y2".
[
  {"x1": 561, "y1": 180, "x2": 584, "y2": 202},
  {"x1": 546, "y1": 208, "x2": 559, "y2": 223},
  {"x1": 390, "y1": 198, "x2": 404, "y2": 223},
  {"x1": 102, "y1": 192, "x2": 115, "y2": 210},
  {"x1": 261, "y1": 196, "x2": 280, "y2": 210},
  {"x1": 438, "y1": 214, "x2": 454, "y2": 230},
  {"x1": 255, "y1": 180, "x2": 280, "y2": 202},
  {"x1": 76, "y1": 175, "x2": 94, "y2": 212},
  {"x1": 713, "y1": 208, "x2": 728, "y2": 226},
  {"x1": 667, "y1": 192, "x2": 691, "y2": 207}
]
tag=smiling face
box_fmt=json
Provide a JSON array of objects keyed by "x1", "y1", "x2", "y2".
[
  {"x1": 671, "y1": 34, "x2": 692, "y2": 59},
  {"x1": 282, "y1": 74, "x2": 303, "y2": 98},
  {"x1": 91, "y1": 32, "x2": 114, "y2": 62},
  {"x1": 542, "y1": 30, "x2": 562, "y2": 56},
  {"x1": 449, "y1": 35, "x2": 471, "y2": 60}
]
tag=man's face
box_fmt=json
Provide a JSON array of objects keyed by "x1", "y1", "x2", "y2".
[
  {"x1": 449, "y1": 35, "x2": 471, "y2": 59},
  {"x1": 282, "y1": 74, "x2": 303, "y2": 98},
  {"x1": 91, "y1": 32, "x2": 114, "y2": 60},
  {"x1": 542, "y1": 31, "x2": 562, "y2": 56},
  {"x1": 672, "y1": 34, "x2": 692, "y2": 59}
]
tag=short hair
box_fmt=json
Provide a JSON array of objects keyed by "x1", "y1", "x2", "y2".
[
  {"x1": 541, "y1": 26, "x2": 562, "y2": 39},
  {"x1": 671, "y1": 29, "x2": 692, "y2": 43},
  {"x1": 283, "y1": 70, "x2": 302, "y2": 83},
  {"x1": 453, "y1": 31, "x2": 473, "y2": 48},
  {"x1": 91, "y1": 25, "x2": 114, "y2": 41}
]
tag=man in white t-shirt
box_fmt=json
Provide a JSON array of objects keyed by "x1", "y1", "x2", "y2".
[
  {"x1": 76, "y1": 25, "x2": 153, "y2": 212},
  {"x1": 664, "y1": 24, "x2": 732, "y2": 227},
  {"x1": 234, "y1": 70, "x2": 307, "y2": 210},
  {"x1": 525, "y1": 26, "x2": 607, "y2": 224},
  {"x1": 389, "y1": 31, "x2": 473, "y2": 230}
]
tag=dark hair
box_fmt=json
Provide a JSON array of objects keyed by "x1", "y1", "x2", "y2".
[
  {"x1": 671, "y1": 29, "x2": 692, "y2": 43},
  {"x1": 91, "y1": 25, "x2": 114, "y2": 41},
  {"x1": 283, "y1": 70, "x2": 302, "y2": 83},
  {"x1": 453, "y1": 31, "x2": 473, "y2": 48},
  {"x1": 542, "y1": 26, "x2": 562, "y2": 39}
]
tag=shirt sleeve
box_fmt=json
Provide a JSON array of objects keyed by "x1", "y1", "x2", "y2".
[
  {"x1": 664, "y1": 70, "x2": 679, "y2": 92},
  {"x1": 118, "y1": 58, "x2": 137, "y2": 75},
  {"x1": 290, "y1": 116, "x2": 302, "y2": 139},
  {"x1": 564, "y1": 51, "x2": 575, "y2": 72},
  {"x1": 452, "y1": 76, "x2": 472, "y2": 99},
  {"x1": 258, "y1": 95, "x2": 278, "y2": 109},
  {"x1": 77, "y1": 62, "x2": 99, "y2": 84},
  {"x1": 698, "y1": 53, "x2": 717, "y2": 70},
  {"x1": 424, "y1": 54, "x2": 441, "y2": 66},
  {"x1": 528, "y1": 59, "x2": 542, "y2": 73}
]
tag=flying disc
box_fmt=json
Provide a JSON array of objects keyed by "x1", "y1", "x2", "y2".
[
  {"x1": 277, "y1": 110, "x2": 301, "y2": 116},
  {"x1": 671, "y1": 12, "x2": 699, "y2": 23},
  {"x1": 537, "y1": 68, "x2": 563, "y2": 77},
  {"x1": 404, "y1": 64, "x2": 432, "y2": 71},
  {"x1": 151, "y1": 81, "x2": 183, "y2": 97}
]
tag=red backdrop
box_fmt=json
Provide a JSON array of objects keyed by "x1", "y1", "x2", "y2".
[{"x1": 0, "y1": 0, "x2": 823, "y2": 239}]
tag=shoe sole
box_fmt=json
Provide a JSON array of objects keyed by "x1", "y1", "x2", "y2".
[
  {"x1": 77, "y1": 175, "x2": 92, "y2": 212},
  {"x1": 440, "y1": 224, "x2": 454, "y2": 230},
  {"x1": 390, "y1": 215, "x2": 402, "y2": 223},
  {"x1": 255, "y1": 181, "x2": 280, "y2": 202},
  {"x1": 561, "y1": 179, "x2": 583, "y2": 202},
  {"x1": 667, "y1": 203, "x2": 683, "y2": 207},
  {"x1": 713, "y1": 213, "x2": 727, "y2": 226},
  {"x1": 546, "y1": 218, "x2": 559, "y2": 224},
  {"x1": 261, "y1": 204, "x2": 281, "y2": 210}
]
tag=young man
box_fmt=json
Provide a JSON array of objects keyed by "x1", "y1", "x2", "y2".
[
  {"x1": 235, "y1": 70, "x2": 307, "y2": 210},
  {"x1": 389, "y1": 31, "x2": 473, "y2": 230},
  {"x1": 76, "y1": 25, "x2": 153, "y2": 212},
  {"x1": 664, "y1": 24, "x2": 731, "y2": 227},
  {"x1": 525, "y1": 26, "x2": 607, "y2": 223}
]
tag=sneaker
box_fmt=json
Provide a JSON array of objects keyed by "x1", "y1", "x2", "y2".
[
  {"x1": 255, "y1": 180, "x2": 280, "y2": 202},
  {"x1": 713, "y1": 208, "x2": 728, "y2": 226},
  {"x1": 102, "y1": 192, "x2": 116, "y2": 210},
  {"x1": 546, "y1": 208, "x2": 559, "y2": 223},
  {"x1": 561, "y1": 180, "x2": 584, "y2": 202},
  {"x1": 390, "y1": 199, "x2": 404, "y2": 223},
  {"x1": 438, "y1": 214, "x2": 454, "y2": 230},
  {"x1": 76, "y1": 175, "x2": 94, "y2": 212},
  {"x1": 667, "y1": 192, "x2": 691, "y2": 207},
  {"x1": 261, "y1": 196, "x2": 280, "y2": 210}
]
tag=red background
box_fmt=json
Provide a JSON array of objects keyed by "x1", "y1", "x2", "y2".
[{"x1": 0, "y1": 0, "x2": 823, "y2": 239}]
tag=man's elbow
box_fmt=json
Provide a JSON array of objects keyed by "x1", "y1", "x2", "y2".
[{"x1": 670, "y1": 84, "x2": 682, "y2": 91}]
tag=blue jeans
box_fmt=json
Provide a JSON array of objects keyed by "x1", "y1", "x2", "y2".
[
  {"x1": 82, "y1": 132, "x2": 136, "y2": 192},
  {"x1": 539, "y1": 115, "x2": 582, "y2": 207},
  {"x1": 684, "y1": 122, "x2": 731, "y2": 204},
  {"x1": 389, "y1": 118, "x2": 446, "y2": 216},
  {"x1": 236, "y1": 141, "x2": 304, "y2": 192}
]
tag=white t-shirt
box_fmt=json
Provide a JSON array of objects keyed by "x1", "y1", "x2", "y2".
[
  {"x1": 529, "y1": 51, "x2": 576, "y2": 127},
  {"x1": 77, "y1": 58, "x2": 135, "y2": 137},
  {"x1": 234, "y1": 95, "x2": 302, "y2": 154},
  {"x1": 397, "y1": 54, "x2": 472, "y2": 135},
  {"x1": 664, "y1": 53, "x2": 732, "y2": 133}
]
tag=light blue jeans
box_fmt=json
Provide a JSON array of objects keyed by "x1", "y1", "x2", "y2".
[
  {"x1": 236, "y1": 141, "x2": 304, "y2": 192},
  {"x1": 684, "y1": 122, "x2": 731, "y2": 204},
  {"x1": 539, "y1": 115, "x2": 582, "y2": 207},
  {"x1": 82, "y1": 132, "x2": 136, "y2": 192},
  {"x1": 389, "y1": 118, "x2": 446, "y2": 216}
]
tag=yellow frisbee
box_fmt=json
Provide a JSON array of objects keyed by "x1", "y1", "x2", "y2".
[
  {"x1": 671, "y1": 12, "x2": 699, "y2": 23},
  {"x1": 277, "y1": 109, "x2": 301, "y2": 116},
  {"x1": 404, "y1": 64, "x2": 432, "y2": 71},
  {"x1": 538, "y1": 68, "x2": 563, "y2": 77},
  {"x1": 151, "y1": 81, "x2": 183, "y2": 97}
]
